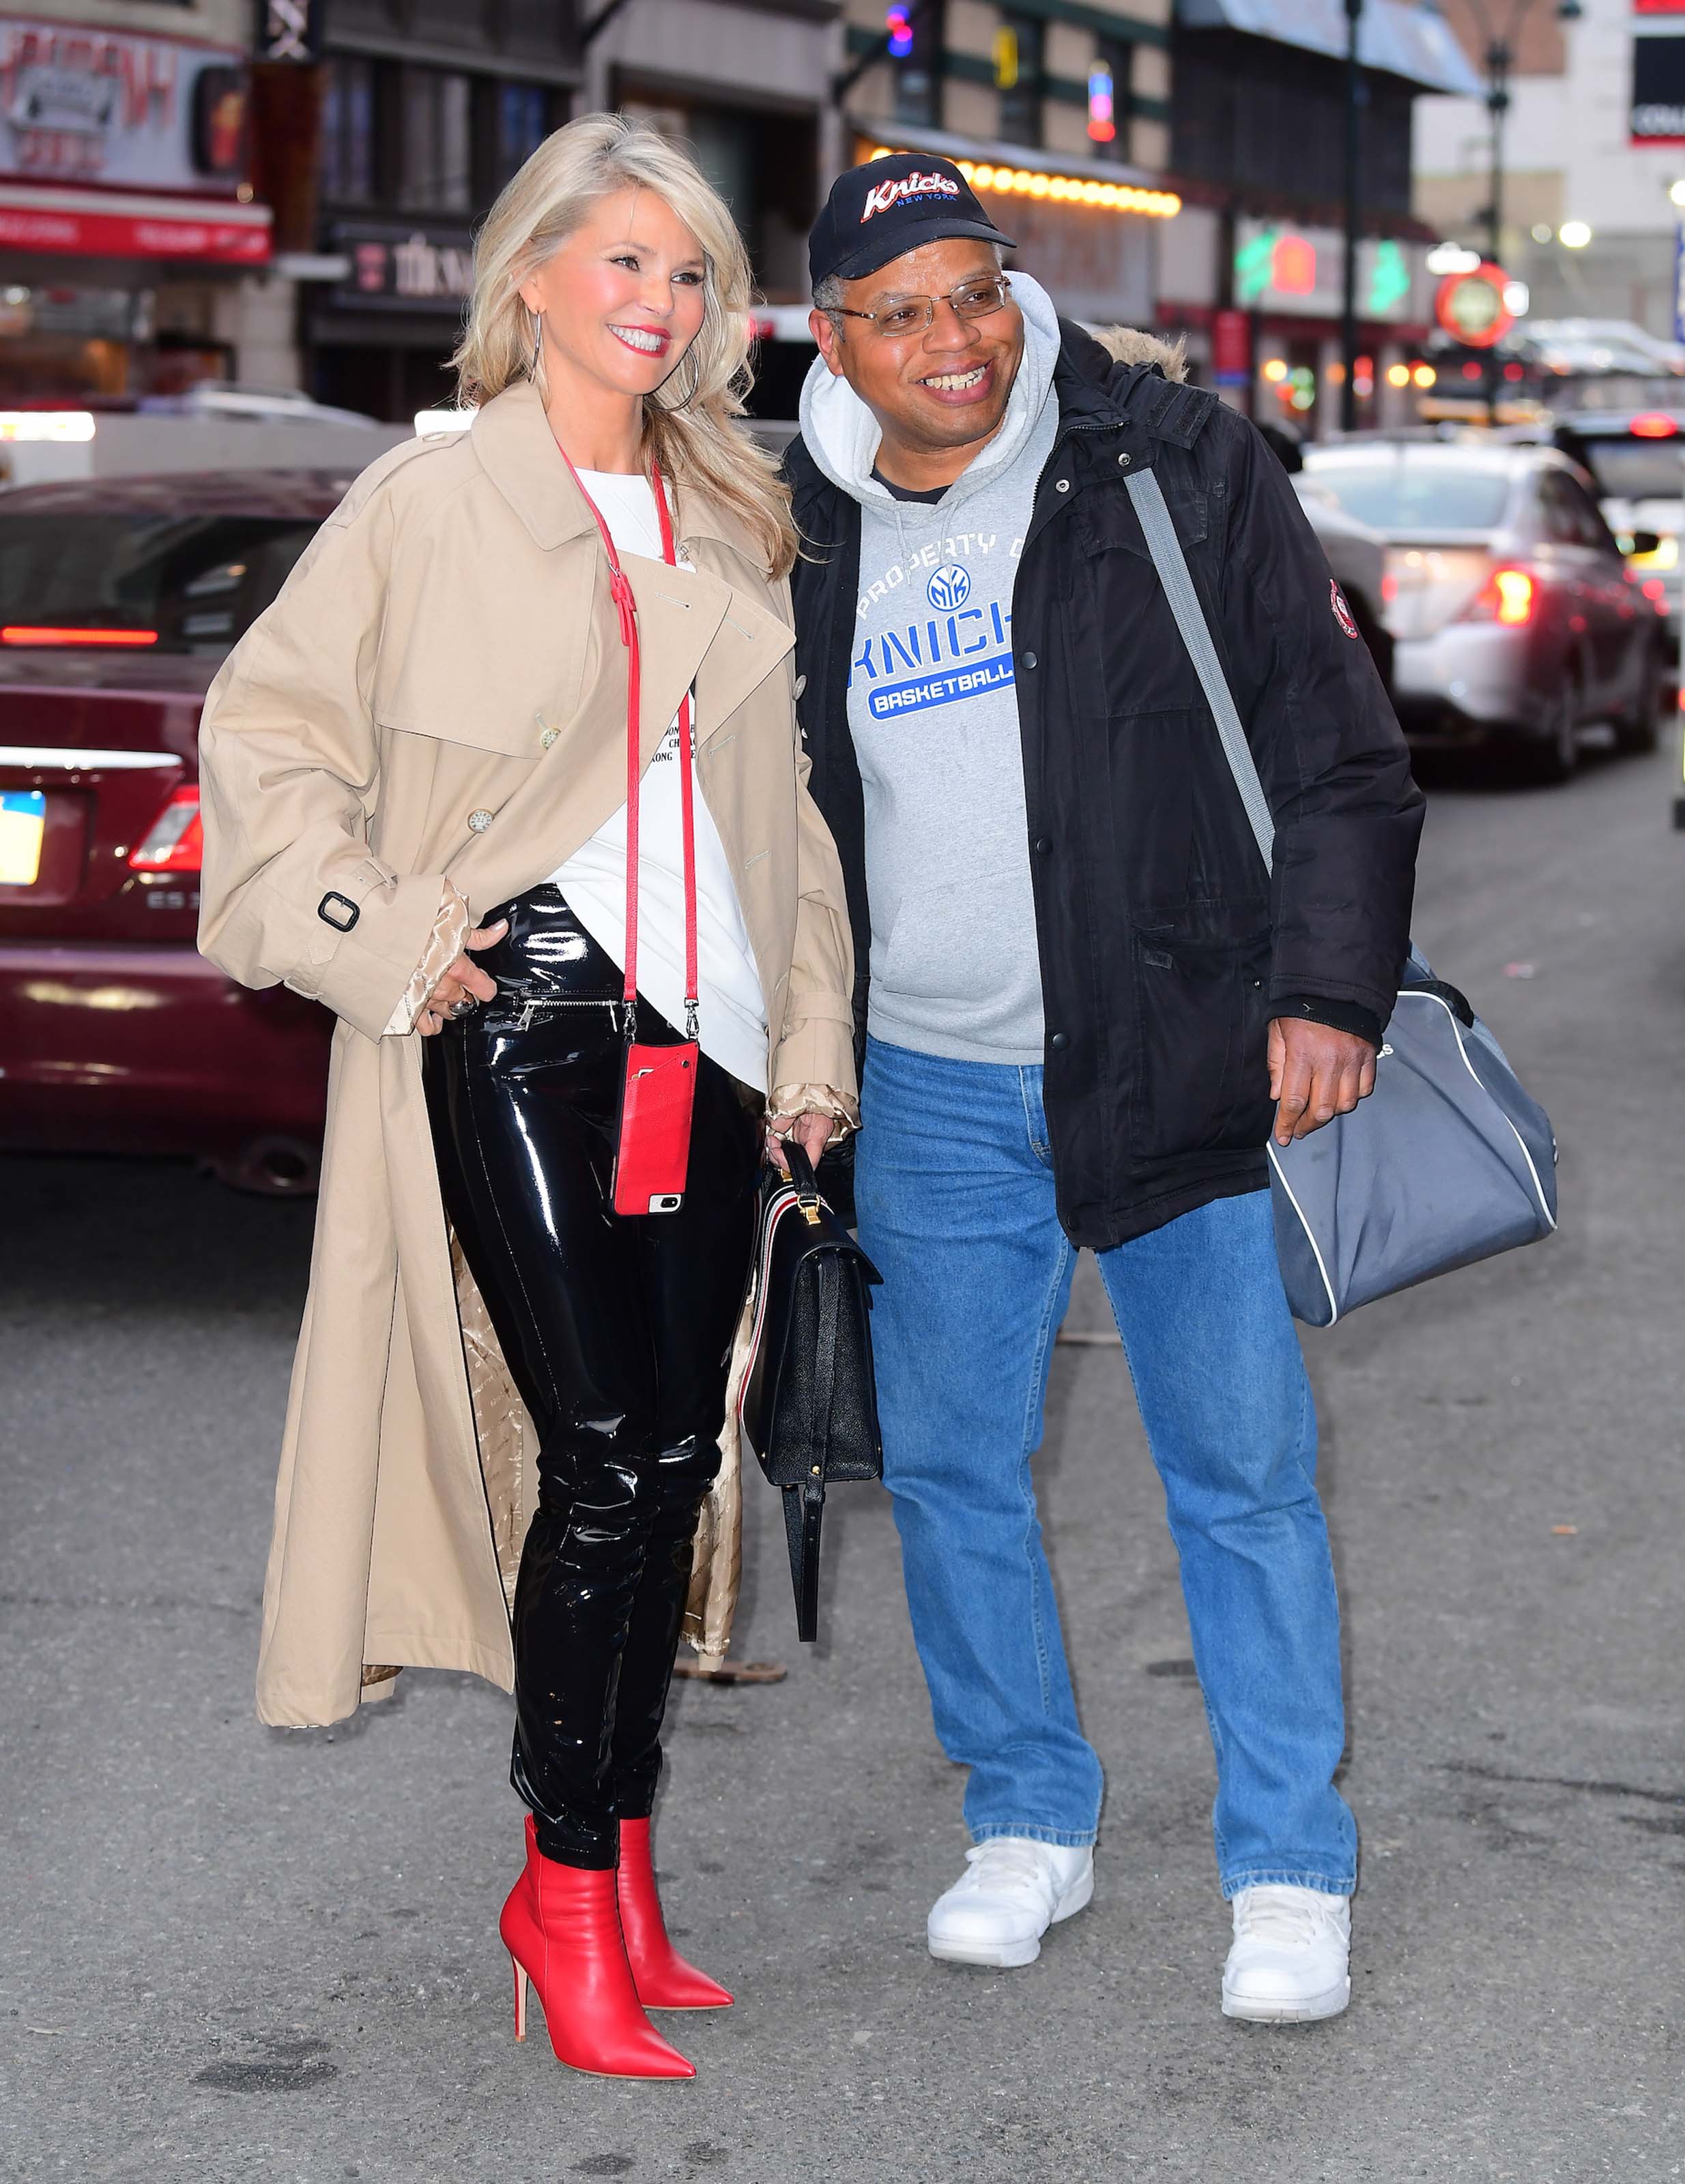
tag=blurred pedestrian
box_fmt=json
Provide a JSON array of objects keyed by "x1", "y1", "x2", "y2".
[
  {"x1": 197, "y1": 114, "x2": 856, "y2": 2079},
  {"x1": 785, "y1": 154, "x2": 1423, "y2": 2021}
]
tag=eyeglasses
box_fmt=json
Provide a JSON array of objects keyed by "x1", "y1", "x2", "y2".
[{"x1": 831, "y1": 274, "x2": 1013, "y2": 341}]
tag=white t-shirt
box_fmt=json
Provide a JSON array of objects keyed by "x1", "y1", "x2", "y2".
[{"x1": 547, "y1": 470, "x2": 768, "y2": 1092}]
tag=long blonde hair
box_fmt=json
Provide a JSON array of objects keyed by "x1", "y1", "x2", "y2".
[{"x1": 454, "y1": 112, "x2": 796, "y2": 579}]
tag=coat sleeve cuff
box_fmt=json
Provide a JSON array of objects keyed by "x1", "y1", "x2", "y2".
[
  {"x1": 771, "y1": 998, "x2": 858, "y2": 1107},
  {"x1": 1273, "y1": 993, "x2": 1385, "y2": 1048},
  {"x1": 768, "y1": 1082, "x2": 861, "y2": 1144},
  {"x1": 383, "y1": 881, "x2": 473, "y2": 1035}
]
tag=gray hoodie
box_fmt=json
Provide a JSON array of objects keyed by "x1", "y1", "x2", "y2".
[{"x1": 797, "y1": 274, "x2": 1063, "y2": 1066}]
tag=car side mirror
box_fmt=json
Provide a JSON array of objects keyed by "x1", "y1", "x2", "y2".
[{"x1": 1627, "y1": 529, "x2": 1662, "y2": 558}]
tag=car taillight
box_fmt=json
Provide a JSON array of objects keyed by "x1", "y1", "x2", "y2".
[
  {"x1": 2, "y1": 626, "x2": 158, "y2": 646},
  {"x1": 1642, "y1": 576, "x2": 1668, "y2": 607},
  {"x1": 1466, "y1": 567, "x2": 1536, "y2": 625},
  {"x1": 128, "y1": 782, "x2": 201, "y2": 873}
]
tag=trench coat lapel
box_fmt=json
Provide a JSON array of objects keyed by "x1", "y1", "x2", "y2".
[{"x1": 441, "y1": 555, "x2": 793, "y2": 915}]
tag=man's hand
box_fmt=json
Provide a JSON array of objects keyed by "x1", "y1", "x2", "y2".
[{"x1": 1268, "y1": 1017, "x2": 1377, "y2": 1147}]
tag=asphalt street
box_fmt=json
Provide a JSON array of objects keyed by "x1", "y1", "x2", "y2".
[{"x1": 3, "y1": 730, "x2": 1683, "y2": 2184}]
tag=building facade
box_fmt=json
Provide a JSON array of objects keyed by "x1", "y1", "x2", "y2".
[
  {"x1": 1415, "y1": 0, "x2": 1685, "y2": 342},
  {"x1": 1158, "y1": 0, "x2": 1480, "y2": 437},
  {"x1": 836, "y1": 0, "x2": 1179, "y2": 334},
  {"x1": 0, "y1": 0, "x2": 274, "y2": 404},
  {"x1": 293, "y1": 0, "x2": 581, "y2": 418},
  {"x1": 577, "y1": 0, "x2": 844, "y2": 417}
]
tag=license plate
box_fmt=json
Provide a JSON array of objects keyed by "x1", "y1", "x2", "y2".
[{"x1": 0, "y1": 788, "x2": 44, "y2": 884}]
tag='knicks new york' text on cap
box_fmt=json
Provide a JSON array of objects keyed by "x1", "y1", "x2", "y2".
[{"x1": 809, "y1": 153, "x2": 1016, "y2": 291}]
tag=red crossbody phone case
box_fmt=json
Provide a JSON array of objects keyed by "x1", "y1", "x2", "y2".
[{"x1": 554, "y1": 444, "x2": 701, "y2": 1217}]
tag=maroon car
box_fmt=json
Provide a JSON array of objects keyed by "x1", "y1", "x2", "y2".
[{"x1": 0, "y1": 470, "x2": 360, "y2": 1192}]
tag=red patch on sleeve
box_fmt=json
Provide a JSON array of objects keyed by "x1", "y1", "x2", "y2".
[{"x1": 1330, "y1": 579, "x2": 1359, "y2": 641}]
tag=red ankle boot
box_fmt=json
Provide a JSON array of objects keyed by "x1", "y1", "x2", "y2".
[
  {"x1": 616, "y1": 1817, "x2": 734, "y2": 2011},
  {"x1": 501, "y1": 1820, "x2": 695, "y2": 2078}
]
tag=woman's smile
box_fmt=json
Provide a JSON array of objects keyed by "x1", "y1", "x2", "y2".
[{"x1": 608, "y1": 323, "x2": 672, "y2": 358}]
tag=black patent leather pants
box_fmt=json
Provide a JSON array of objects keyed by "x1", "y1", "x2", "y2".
[{"x1": 422, "y1": 887, "x2": 761, "y2": 1868}]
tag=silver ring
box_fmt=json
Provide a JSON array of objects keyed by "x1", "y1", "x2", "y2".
[{"x1": 447, "y1": 996, "x2": 477, "y2": 1019}]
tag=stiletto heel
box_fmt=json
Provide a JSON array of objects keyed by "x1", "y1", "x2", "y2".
[
  {"x1": 617, "y1": 1817, "x2": 734, "y2": 2011},
  {"x1": 500, "y1": 1820, "x2": 695, "y2": 2080}
]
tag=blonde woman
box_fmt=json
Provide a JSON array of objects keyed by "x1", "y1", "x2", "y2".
[{"x1": 197, "y1": 115, "x2": 856, "y2": 2081}]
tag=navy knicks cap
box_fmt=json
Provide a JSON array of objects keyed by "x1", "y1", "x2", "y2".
[{"x1": 809, "y1": 153, "x2": 1016, "y2": 290}]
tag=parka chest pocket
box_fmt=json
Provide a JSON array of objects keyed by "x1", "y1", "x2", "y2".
[
  {"x1": 1080, "y1": 483, "x2": 1211, "y2": 715},
  {"x1": 1076, "y1": 478, "x2": 1209, "y2": 564}
]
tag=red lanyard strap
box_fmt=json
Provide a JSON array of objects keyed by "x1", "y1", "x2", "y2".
[{"x1": 551, "y1": 442, "x2": 700, "y2": 1040}]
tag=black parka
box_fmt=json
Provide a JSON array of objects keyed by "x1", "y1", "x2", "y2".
[{"x1": 784, "y1": 323, "x2": 1424, "y2": 1250}]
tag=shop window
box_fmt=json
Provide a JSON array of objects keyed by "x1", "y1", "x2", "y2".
[
  {"x1": 400, "y1": 67, "x2": 472, "y2": 213},
  {"x1": 996, "y1": 13, "x2": 1043, "y2": 148},
  {"x1": 1090, "y1": 38, "x2": 1132, "y2": 164},
  {"x1": 495, "y1": 83, "x2": 551, "y2": 188},
  {"x1": 321, "y1": 57, "x2": 377, "y2": 205},
  {"x1": 891, "y1": 0, "x2": 944, "y2": 130}
]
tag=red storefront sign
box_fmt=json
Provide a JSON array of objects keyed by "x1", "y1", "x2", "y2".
[
  {"x1": 1211, "y1": 307, "x2": 1252, "y2": 382},
  {"x1": 0, "y1": 182, "x2": 270, "y2": 261}
]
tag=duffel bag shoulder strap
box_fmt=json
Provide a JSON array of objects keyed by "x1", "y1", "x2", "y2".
[{"x1": 1124, "y1": 467, "x2": 1275, "y2": 875}]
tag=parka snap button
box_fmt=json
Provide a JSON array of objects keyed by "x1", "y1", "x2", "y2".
[
  {"x1": 1050, "y1": 1031, "x2": 1069, "y2": 1052},
  {"x1": 1118, "y1": 452, "x2": 1132, "y2": 468},
  {"x1": 1034, "y1": 835, "x2": 1052, "y2": 854},
  {"x1": 1021, "y1": 650, "x2": 1037, "y2": 670},
  {"x1": 1055, "y1": 478, "x2": 1070, "y2": 493},
  {"x1": 540, "y1": 728, "x2": 558, "y2": 749},
  {"x1": 467, "y1": 808, "x2": 494, "y2": 833}
]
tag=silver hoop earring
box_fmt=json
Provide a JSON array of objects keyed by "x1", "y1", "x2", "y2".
[
  {"x1": 530, "y1": 310, "x2": 542, "y2": 375},
  {"x1": 669, "y1": 345, "x2": 702, "y2": 410}
]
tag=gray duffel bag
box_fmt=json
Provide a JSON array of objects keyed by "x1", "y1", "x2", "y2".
[{"x1": 1125, "y1": 466, "x2": 1558, "y2": 1327}]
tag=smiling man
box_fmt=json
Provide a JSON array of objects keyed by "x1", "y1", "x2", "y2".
[{"x1": 783, "y1": 154, "x2": 1422, "y2": 2020}]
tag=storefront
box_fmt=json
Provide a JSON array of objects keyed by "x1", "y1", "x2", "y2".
[
  {"x1": 0, "y1": 14, "x2": 268, "y2": 403},
  {"x1": 1160, "y1": 213, "x2": 1435, "y2": 436},
  {"x1": 307, "y1": 218, "x2": 472, "y2": 421}
]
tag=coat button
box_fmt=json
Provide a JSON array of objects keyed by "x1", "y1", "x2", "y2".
[
  {"x1": 540, "y1": 728, "x2": 558, "y2": 749},
  {"x1": 467, "y1": 808, "x2": 494, "y2": 833},
  {"x1": 1050, "y1": 1031, "x2": 1069, "y2": 1052},
  {"x1": 1021, "y1": 650, "x2": 1038, "y2": 670},
  {"x1": 1054, "y1": 478, "x2": 1070, "y2": 493},
  {"x1": 1034, "y1": 835, "x2": 1052, "y2": 854}
]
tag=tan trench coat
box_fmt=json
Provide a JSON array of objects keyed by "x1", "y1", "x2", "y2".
[{"x1": 197, "y1": 382, "x2": 856, "y2": 1729}]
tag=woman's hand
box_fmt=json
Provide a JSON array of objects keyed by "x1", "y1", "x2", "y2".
[
  {"x1": 416, "y1": 918, "x2": 508, "y2": 1036},
  {"x1": 764, "y1": 1108, "x2": 836, "y2": 1174}
]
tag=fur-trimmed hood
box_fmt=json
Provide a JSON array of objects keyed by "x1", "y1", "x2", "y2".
[{"x1": 1092, "y1": 325, "x2": 1189, "y2": 384}]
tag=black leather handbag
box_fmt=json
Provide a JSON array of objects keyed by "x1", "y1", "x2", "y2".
[{"x1": 737, "y1": 1140, "x2": 883, "y2": 1641}]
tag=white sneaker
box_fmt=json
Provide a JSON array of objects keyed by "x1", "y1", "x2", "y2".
[
  {"x1": 926, "y1": 1837, "x2": 1095, "y2": 1968},
  {"x1": 1221, "y1": 1884, "x2": 1351, "y2": 2022}
]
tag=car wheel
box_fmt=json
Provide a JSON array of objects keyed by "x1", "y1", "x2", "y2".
[
  {"x1": 1613, "y1": 645, "x2": 1662, "y2": 755},
  {"x1": 1528, "y1": 680, "x2": 1580, "y2": 784}
]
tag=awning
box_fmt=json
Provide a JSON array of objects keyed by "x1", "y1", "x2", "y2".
[
  {"x1": 1178, "y1": 0, "x2": 1484, "y2": 97},
  {"x1": 0, "y1": 184, "x2": 272, "y2": 266}
]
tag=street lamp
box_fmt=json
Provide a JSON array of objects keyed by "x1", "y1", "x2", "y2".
[
  {"x1": 1461, "y1": 0, "x2": 1584, "y2": 415},
  {"x1": 1340, "y1": 0, "x2": 1362, "y2": 432}
]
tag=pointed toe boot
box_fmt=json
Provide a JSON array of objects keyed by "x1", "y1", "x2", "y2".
[
  {"x1": 500, "y1": 1823, "x2": 695, "y2": 2079},
  {"x1": 616, "y1": 1817, "x2": 734, "y2": 2011}
]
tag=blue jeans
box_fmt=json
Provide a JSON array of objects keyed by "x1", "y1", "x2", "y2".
[{"x1": 854, "y1": 1036, "x2": 1357, "y2": 1899}]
